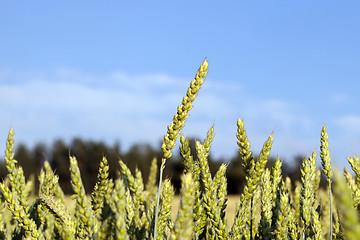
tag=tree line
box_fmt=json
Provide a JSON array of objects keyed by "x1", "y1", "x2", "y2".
[{"x1": 0, "y1": 137, "x2": 325, "y2": 194}]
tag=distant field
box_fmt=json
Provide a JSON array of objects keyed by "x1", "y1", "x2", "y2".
[{"x1": 62, "y1": 195, "x2": 240, "y2": 226}]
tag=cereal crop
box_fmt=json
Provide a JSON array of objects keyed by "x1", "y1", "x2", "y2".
[{"x1": 0, "y1": 60, "x2": 359, "y2": 239}]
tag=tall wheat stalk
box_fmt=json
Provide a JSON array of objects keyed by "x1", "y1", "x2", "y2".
[
  {"x1": 300, "y1": 151, "x2": 317, "y2": 239},
  {"x1": 320, "y1": 124, "x2": 333, "y2": 240},
  {"x1": 154, "y1": 59, "x2": 208, "y2": 239}
]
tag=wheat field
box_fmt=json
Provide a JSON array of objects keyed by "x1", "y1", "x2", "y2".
[
  {"x1": 0, "y1": 59, "x2": 360, "y2": 239},
  {"x1": 58, "y1": 194, "x2": 240, "y2": 227}
]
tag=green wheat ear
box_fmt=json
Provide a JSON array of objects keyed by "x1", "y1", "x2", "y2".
[
  {"x1": 300, "y1": 150, "x2": 317, "y2": 236},
  {"x1": 333, "y1": 169, "x2": 360, "y2": 239},
  {"x1": 39, "y1": 193, "x2": 76, "y2": 236},
  {"x1": 180, "y1": 134, "x2": 194, "y2": 173},
  {"x1": 258, "y1": 168, "x2": 273, "y2": 239},
  {"x1": 275, "y1": 191, "x2": 290, "y2": 240},
  {"x1": 112, "y1": 177, "x2": 129, "y2": 240},
  {"x1": 241, "y1": 132, "x2": 273, "y2": 203},
  {"x1": 271, "y1": 156, "x2": 283, "y2": 208},
  {"x1": 161, "y1": 59, "x2": 208, "y2": 160},
  {"x1": 203, "y1": 162, "x2": 228, "y2": 240},
  {"x1": 39, "y1": 160, "x2": 61, "y2": 198},
  {"x1": 0, "y1": 182, "x2": 40, "y2": 239},
  {"x1": 4, "y1": 128, "x2": 28, "y2": 212},
  {"x1": 43, "y1": 160, "x2": 66, "y2": 203},
  {"x1": 69, "y1": 155, "x2": 96, "y2": 238},
  {"x1": 320, "y1": 124, "x2": 334, "y2": 240},
  {"x1": 154, "y1": 59, "x2": 208, "y2": 240},
  {"x1": 0, "y1": 128, "x2": 41, "y2": 239},
  {"x1": 320, "y1": 124, "x2": 333, "y2": 181},
  {"x1": 145, "y1": 157, "x2": 158, "y2": 201},
  {"x1": 347, "y1": 155, "x2": 360, "y2": 184},
  {"x1": 344, "y1": 167, "x2": 360, "y2": 207},
  {"x1": 180, "y1": 134, "x2": 206, "y2": 237},
  {"x1": 155, "y1": 179, "x2": 174, "y2": 240},
  {"x1": 231, "y1": 132, "x2": 273, "y2": 239},
  {"x1": 170, "y1": 173, "x2": 195, "y2": 240},
  {"x1": 236, "y1": 118, "x2": 254, "y2": 176},
  {"x1": 91, "y1": 156, "x2": 110, "y2": 214},
  {"x1": 119, "y1": 160, "x2": 147, "y2": 234}
]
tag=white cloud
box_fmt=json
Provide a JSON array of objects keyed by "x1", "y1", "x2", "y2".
[
  {"x1": 0, "y1": 69, "x2": 198, "y2": 153},
  {"x1": 334, "y1": 115, "x2": 360, "y2": 131},
  {"x1": 0, "y1": 67, "x2": 357, "y2": 167},
  {"x1": 330, "y1": 93, "x2": 350, "y2": 105}
]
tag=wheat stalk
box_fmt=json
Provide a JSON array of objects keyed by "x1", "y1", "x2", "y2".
[
  {"x1": 39, "y1": 193, "x2": 76, "y2": 236},
  {"x1": 154, "y1": 59, "x2": 208, "y2": 240},
  {"x1": 300, "y1": 150, "x2": 317, "y2": 237},
  {"x1": 69, "y1": 156, "x2": 95, "y2": 238},
  {"x1": 112, "y1": 177, "x2": 129, "y2": 240},
  {"x1": 275, "y1": 191, "x2": 290, "y2": 240},
  {"x1": 91, "y1": 156, "x2": 109, "y2": 214},
  {"x1": 333, "y1": 169, "x2": 360, "y2": 239},
  {"x1": 236, "y1": 118, "x2": 254, "y2": 176},
  {"x1": 320, "y1": 124, "x2": 334, "y2": 240},
  {"x1": 0, "y1": 182, "x2": 40, "y2": 239},
  {"x1": 348, "y1": 155, "x2": 360, "y2": 184},
  {"x1": 170, "y1": 173, "x2": 195, "y2": 240},
  {"x1": 344, "y1": 167, "x2": 360, "y2": 207}
]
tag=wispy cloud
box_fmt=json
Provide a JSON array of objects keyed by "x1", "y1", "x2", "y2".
[
  {"x1": 335, "y1": 115, "x2": 360, "y2": 131},
  {"x1": 330, "y1": 93, "x2": 350, "y2": 105},
  {"x1": 0, "y1": 68, "x2": 358, "y2": 166}
]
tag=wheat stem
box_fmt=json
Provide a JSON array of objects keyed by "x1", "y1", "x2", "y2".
[{"x1": 154, "y1": 59, "x2": 208, "y2": 240}]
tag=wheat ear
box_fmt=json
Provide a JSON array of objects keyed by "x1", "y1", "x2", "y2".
[
  {"x1": 69, "y1": 156, "x2": 95, "y2": 238},
  {"x1": 241, "y1": 132, "x2": 274, "y2": 203},
  {"x1": 231, "y1": 132, "x2": 273, "y2": 239},
  {"x1": 4, "y1": 128, "x2": 28, "y2": 212},
  {"x1": 161, "y1": 59, "x2": 208, "y2": 160},
  {"x1": 344, "y1": 167, "x2": 360, "y2": 207},
  {"x1": 155, "y1": 179, "x2": 174, "y2": 240},
  {"x1": 320, "y1": 124, "x2": 334, "y2": 240},
  {"x1": 119, "y1": 160, "x2": 147, "y2": 236},
  {"x1": 43, "y1": 161, "x2": 65, "y2": 203},
  {"x1": 347, "y1": 155, "x2": 360, "y2": 184},
  {"x1": 91, "y1": 156, "x2": 109, "y2": 214},
  {"x1": 333, "y1": 169, "x2": 360, "y2": 239},
  {"x1": 275, "y1": 191, "x2": 290, "y2": 240},
  {"x1": 170, "y1": 173, "x2": 195, "y2": 240},
  {"x1": 154, "y1": 59, "x2": 208, "y2": 239},
  {"x1": 287, "y1": 204, "x2": 299, "y2": 240},
  {"x1": 180, "y1": 135, "x2": 206, "y2": 237},
  {"x1": 311, "y1": 207, "x2": 323, "y2": 240},
  {"x1": 258, "y1": 168, "x2": 273, "y2": 239},
  {"x1": 145, "y1": 157, "x2": 158, "y2": 202},
  {"x1": 112, "y1": 178, "x2": 129, "y2": 240},
  {"x1": 236, "y1": 118, "x2": 254, "y2": 176},
  {"x1": 39, "y1": 161, "x2": 60, "y2": 198},
  {"x1": 180, "y1": 134, "x2": 194, "y2": 173},
  {"x1": 300, "y1": 150, "x2": 317, "y2": 237},
  {"x1": 39, "y1": 193, "x2": 76, "y2": 236},
  {"x1": 0, "y1": 182, "x2": 40, "y2": 239},
  {"x1": 206, "y1": 164, "x2": 228, "y2": 239},
  {"x1": 271, "y1": 156, "x2": 282, "y2": 203}
]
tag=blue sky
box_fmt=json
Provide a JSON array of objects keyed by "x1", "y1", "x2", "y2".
[{"x1": 1, "y1": 1, "x2": 360, "y2": 167}]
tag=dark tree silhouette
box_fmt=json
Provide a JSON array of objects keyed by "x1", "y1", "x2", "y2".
[{"x1": 0, "y1": 137, "x2": 309, "y2": 194}]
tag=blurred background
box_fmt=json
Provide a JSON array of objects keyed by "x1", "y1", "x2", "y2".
[{"x1": 1, "y1": 1, "x2": 360, "y2": 192}]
